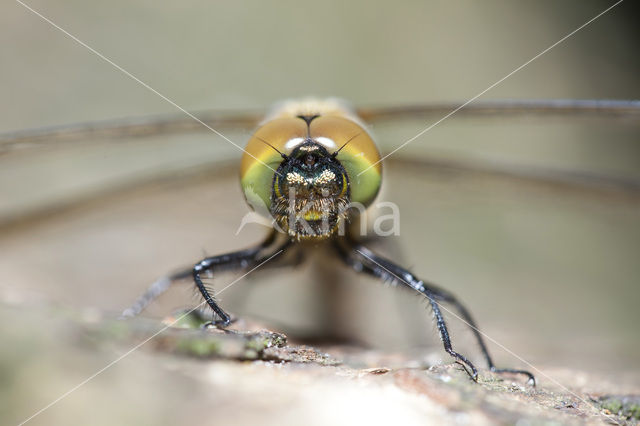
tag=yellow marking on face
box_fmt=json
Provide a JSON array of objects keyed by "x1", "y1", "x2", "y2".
[
  {"x1": 273, "y1": 174, "x2": 282, "y2": 198},
  {"x1": 302, "y1": 210, "x2": 324, "y2": 221},
  {"x1": 340, "y1": 173, "x2": 348, "y2": 196}
]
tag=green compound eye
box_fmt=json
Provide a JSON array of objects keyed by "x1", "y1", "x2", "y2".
[
  {"x1": 240, "y1": 117, "x2": 307, "y2": 214},
  {"x1": 309, "y1": 115, "x2": 382, "y2": 208}
]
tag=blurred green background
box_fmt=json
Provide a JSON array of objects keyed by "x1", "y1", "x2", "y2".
[{"x1": 0, "y1": 1, "x2": 639, "y2": 424}]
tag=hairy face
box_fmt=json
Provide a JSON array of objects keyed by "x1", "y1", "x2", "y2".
[{"x1": 270, "y1": 141, "x2": 350, "y2": 239}]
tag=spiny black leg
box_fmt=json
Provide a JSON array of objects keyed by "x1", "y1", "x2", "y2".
[
  {"x1": 193, "y1": 258, "x2": 233, "y2": 326},
  {"x1": 427, "y1": 286, "x2": 536, "y2": 385},
  {"x1": 193, "y1": 232, "x2": 290, "y2": 327},
  {"x1": 122, "y1": 231, "x2": 280, "y2": 321},
  {"x1": 425, "y1": 290, "x2": 479, "y2": 381},
  {"x1": 332, "y1": 241, "x2": 479, "y2": 380},
  {"x1": 334, "y1": 238, "x2": 534, "y2": 385}
]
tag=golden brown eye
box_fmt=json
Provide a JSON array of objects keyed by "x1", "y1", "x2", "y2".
[
  {"x1": 240, "y1": 117, "x2": 307, "y2": 212},
  {"x1": 309, "y1": 116, "x2": 381, "y2": 207}
]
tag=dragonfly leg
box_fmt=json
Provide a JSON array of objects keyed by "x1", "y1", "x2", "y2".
[
  {"x1": 426, "y1": 285, "x2": 536, "y2": 385},
  {"x1": 122, "y1": 231, "x2": 283, "y2": 324},
  {"x1": 121, "y1": 268, "x2": 191, "y2": 318},
  {"x1": 192, "y1": 231, "x2": 290, "y2": 327},
  {"x1": 333, "y1": 238, "x2": 535, "y2": 385}
]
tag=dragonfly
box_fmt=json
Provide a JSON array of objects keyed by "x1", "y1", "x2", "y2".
[{"x1": 1, "y1": 98, "x2": 639, "y2": 382}]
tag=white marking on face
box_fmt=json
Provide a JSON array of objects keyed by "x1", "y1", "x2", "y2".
[
  {"x1": 286, "y1": 172, "x2": 306, "y2": 185},
  {"x1": 314, "y1": 169, "x2": 336, "y2": 185},
  {"x1": 314, "y1": 137, "x2": 338, "y2": 151},
  {"x1": 284, "y1": 137, "x2": 306, "y2": 150}
]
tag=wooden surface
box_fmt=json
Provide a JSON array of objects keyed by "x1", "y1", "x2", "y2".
[{"x1": 3, "y1": 303, "x2": 639, "y2": 426}]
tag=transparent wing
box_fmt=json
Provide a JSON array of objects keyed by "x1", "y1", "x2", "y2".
[
  {"x1": 1, "y1": 99, "x2": 639, "y2": 230},
  {"x1": 2, "y1": 99, "x2": 638, "y2": 153}
]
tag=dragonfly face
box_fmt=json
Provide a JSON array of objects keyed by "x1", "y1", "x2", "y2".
[
  {"x1": 270, "y1": 140, "x2": 351, "y2": 239},
  {"x1": 239, "y1": 99, "x2": 382, "y2": 239}
]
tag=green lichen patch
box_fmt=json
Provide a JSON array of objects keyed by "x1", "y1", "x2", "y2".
[
  {"x1": 81, "y1": 310, "x2": 289, "y2": 361},
  {"x1": 165, "y1": 310, "x2": 211, "y2": 329},
  {"x1": 599, "y1": 395, "x2": 640, "y2": 421},
  {"x1": 153, "y1": 328, "x2": 288, "y2": 360},
  {"x1": 174, "y1": 336, "x2": 222, "y2": 357}
]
